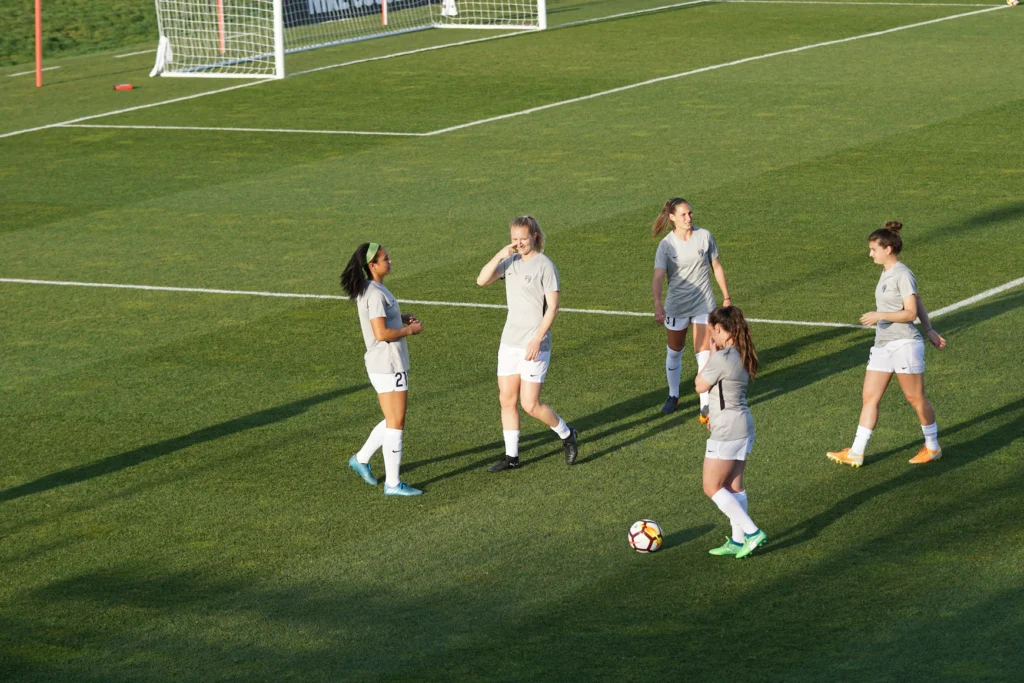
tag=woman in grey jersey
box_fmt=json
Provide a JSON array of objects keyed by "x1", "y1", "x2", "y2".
[
  {"x1": 340, "y1": 242, "x2": 424, "y2": 496},
  {"x1": 827, "y1": 222, "x2": 947, "y2": 468},
  {"x1": 476, "y1": 215, "x2": 579, "y2": 472},
  {"x1": 652, "y1": 198, "x2": 733, "y2": 422},
  {"x1": 694, "y1": 306, "x2": 766, "y2": 559}
]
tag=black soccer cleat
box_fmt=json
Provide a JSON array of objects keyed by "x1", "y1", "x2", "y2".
[
  {"x1": 562, "y1": 427, "x2": 579, "y2": 466},
  {"x1": 488, "y1": 455, "x2": 521, "y2": 472},
  {"x1": 661, "y1": 395, "x2": 679, "y2": 415}
]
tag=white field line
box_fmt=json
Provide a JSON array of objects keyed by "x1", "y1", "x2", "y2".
[
  {"x1": 6, "y1": 276, "x2": 1023, "y2": 328},
  {"x1": 0, "y1": 80, "x2": 271, "y2": 140},
  {"x1": 113, "y1": 49, "x2": 157, "y2": 59},
  {"x1": 425, "y1": 4, "x2": 1005, "y2": 136},
  {"x1": 726, "y1": 1, "x2": 997, "y2": 6},
  {"x1": 2, "y1": 1, "x2": 1001, "y2": 141},
  {"x1": 63, "y1": 4, "x2": 1006, "y2": 139},
  {"x1": 62, "y1": 124, "x2": 428, "y2": 137},
  {"x1": 6, "y1": 66, "x2": 61, "y2": 78},
  {"x1": 928, "y1": 276, "x2": 1024, "y2": 319}
]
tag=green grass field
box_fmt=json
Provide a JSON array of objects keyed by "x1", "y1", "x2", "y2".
[{"x1": 3, "y1": 0, "x2": 1024, "y2": 679}]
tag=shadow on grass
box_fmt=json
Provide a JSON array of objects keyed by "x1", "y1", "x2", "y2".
[
  {"x1": 768, "y1": 395, "x2": 1024, "y2": 553},
  {"x1": 661, "y1": 523, "x2": 714, "y2": 551},
  {"x1": 0, "y1": 385, "x2": 367, "y2": 505},
  {"x1": 409, "y1": 389, "x2": 682, "y2": 486}
]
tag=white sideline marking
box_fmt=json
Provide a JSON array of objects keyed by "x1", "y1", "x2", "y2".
[
  {"x1": 425, "y1": 5, "x2": 1005, "y2": 136},
  {"x1": 726, "y1": 1, "x2": 997, "y2": 6},
  {"x1": 60, "y1": 4, "x2": 1005, "y2": 139},
  {"x1": 929, "y1": 276, "x2": 1024, "y2": 319},
  {"x1": 1, "y1": 1, "x2": 1002, "y2": 140},
  {"x1": 63, "y1": 124, "x2": 428, "y2": 137},
  {"x1": 7, "y1": 66, "x2": 61, "y2": 78},
  {"x1": 6, "y1": 276, "x2": 1024, "y2": 329},
  {"x1": 0, "y1": 80, "x2": 271, "y2": 140},
  {"x1": 113, "y1": 49, "x2": 157, "y2": 59}
]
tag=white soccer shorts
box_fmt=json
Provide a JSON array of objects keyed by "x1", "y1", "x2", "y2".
[
  {"x1": 866, "y1": 339, "x2": 925, "y2": 375},
  {"x1": 705, "y1": 434, "x2": 755, "y2": 461},
  {"x1": 368, "y1": 371, "x2": 409, "y2": 393},
  {"x1": 497, "y1": 344, "x2": 550, "y2": 383},
  {"x1": 664, "y1": 313, "x2": 709, "y2": 331}
]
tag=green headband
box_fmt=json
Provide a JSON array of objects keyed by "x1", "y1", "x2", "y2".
[{"x1": 366, "y1": 242, "x2": 380, "y2": 263}]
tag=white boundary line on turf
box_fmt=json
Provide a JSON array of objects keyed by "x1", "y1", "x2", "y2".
[
  {"x1": 113, "y1": 49, "x2": 158, "y2": 59},
  {"x1": 61, "y1": 124, "x2": 428, "y2": 137},
  {"x1": 725, "y1": 1, "x2": 997, "y2": 6},
  {"x1": 423, "y1": 5, "x2": 1005, "y2": 136},
  {"x1": 7, "y1": 66, "x2": 61, "y2": 78},
  {"x1": 5, "y1": 276, "x2": 1023, "y2": 328},
  {"x1": 47, "y1": 4, "x2": 1006, "y2": 139}
]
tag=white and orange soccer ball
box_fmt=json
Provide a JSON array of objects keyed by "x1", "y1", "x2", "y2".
[
  {"x1": 627, "y1": 520, "x2": 663, "y2": 553},
  {"x1": 1009, "y1": 0, "x2": 1019, "y2": 7}
]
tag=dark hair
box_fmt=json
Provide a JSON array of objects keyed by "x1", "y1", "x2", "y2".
[
  {"x1": 868, "y1": 220, "x2": 903, "y2": 255},
  {"x1": 708, "y1": 306, "x2": 759, "y2": 380},
  {"x1": 510, "y1": 215, "x2": 545, "y2": 252},
  {"x1": 652, "y1": 198, "x2": 690, "y2": 237},
  {"x1": 340, "y1": 242, "x2": 380, "y2": 300}
]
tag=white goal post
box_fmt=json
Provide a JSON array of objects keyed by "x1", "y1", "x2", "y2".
[{"x1": 150, "y1": 0, "x2": 546, "y2": 78}]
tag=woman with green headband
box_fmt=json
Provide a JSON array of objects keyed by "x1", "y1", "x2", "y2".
[{"x1": 340, "y1": 242, "x2": 424, "y2": 496}]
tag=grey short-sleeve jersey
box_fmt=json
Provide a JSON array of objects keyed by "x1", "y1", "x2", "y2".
[
  {"x1": 654, "y1": 228, "x2": 719, "y2": 318},
  {"x1": 497, "y1": 253, "x2": 560, "y2": 351},
  {"x1": 356, "y1": 281, "x2": 410, "y2": 374},
  {"x1": 874, "y1": 262, "x2": 922, "y2": 347},
  {"x1": 699, "y1": 346, "x2": 754, "y2": 441}
]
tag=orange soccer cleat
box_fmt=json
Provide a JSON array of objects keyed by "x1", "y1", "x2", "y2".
[
  {"x1": 909, "y1": 446, "x2": 942, "y2": 464},
  {"x1": 826, "y1": 448, "x2": 864, "y2": 468}
]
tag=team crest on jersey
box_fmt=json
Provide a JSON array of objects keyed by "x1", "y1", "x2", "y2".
[
  {"x1": 524, "y1": 274, "x2": 533, "y2": 284},
  {"x1": 881, "y1": 285, "x2": 888, "y2": 292},
  {"x1": 697, "y1": 249, "x2": 704, "y2": 257}
]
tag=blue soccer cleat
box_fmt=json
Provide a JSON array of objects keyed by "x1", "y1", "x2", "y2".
[
  {"x1": 383, "y1": 482, "x2": 423, "y2": 496},
  {"x1": 348, "y1": 455, "x2": 378, "y2": 486}
]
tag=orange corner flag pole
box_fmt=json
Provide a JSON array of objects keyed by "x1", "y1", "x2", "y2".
[
  {"x1": 35, "y1": 0, "x2": 43, "y2": 87},
  {"x1": 218, "y1": 0, "x2": 226, "y2": 54}
]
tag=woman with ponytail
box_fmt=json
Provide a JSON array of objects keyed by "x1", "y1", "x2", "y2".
[
  {"x1": 652, "y1": 198, "x2": 733, "y2": 421},
  {"x1": 694, "y1": 306, "x2": 765, "y2": 559},
  {"x1": 341, "y1": 242, "x2": 424, "y2": 496},
  {"x1": 827, "y1": 221, "x2": 946, "y2": 468}
]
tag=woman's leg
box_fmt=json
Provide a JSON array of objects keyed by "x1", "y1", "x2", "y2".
[
  {"x1": 704, "y1": 457, "x2": 758, "y2": 536},
  {"x1": 896, "y1": 372, "x2": 941, "y2": 462},
  {"x1": 692, "y1": 322, "x2": 712, "y2": 417},
  {"x1": 377, "y1": 389, "x2": 410, "y2": 489},
  {"x1": 664, "y1": 325, "x2": 688, "y2": 408}
]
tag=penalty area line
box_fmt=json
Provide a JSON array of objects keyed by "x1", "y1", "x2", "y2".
[
  {"x1": 60, "y1": 124, "x2": 429, "y2": 137},
  {"x1": 0, "y1": 277, "x2": 864, "y2": 329}
]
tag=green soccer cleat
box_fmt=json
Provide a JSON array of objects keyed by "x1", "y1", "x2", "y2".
[
  {"x1": 736, "y1": 529, "x2": 767, "y2": 559},
  {"x1": 708, "y1": 538, "x2": 743, "y2": 556}
]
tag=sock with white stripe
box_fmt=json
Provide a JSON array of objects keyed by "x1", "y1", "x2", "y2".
[
  {"x1": 666, "y1": 346, "x2": 684, "y2": 398},
  {"x1": 922, "y1": 423, "x2": 939, "y2": 451},
  {"x1": 382, "y1": 428, "x2": 403, "y2": 488},
  {"x1": 851, "y1": 425, "x2": 873, "y2": 456},
  {"x1": 711, "y1": 488, "x2": 758, "y2": 536},
  {"x1": 355, "y1": 420, "x2": 386, "y2": 464}
]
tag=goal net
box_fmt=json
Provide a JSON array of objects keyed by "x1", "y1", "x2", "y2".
[{"x1": 150, "y1": 0, "x2": 546, "y2": 78}]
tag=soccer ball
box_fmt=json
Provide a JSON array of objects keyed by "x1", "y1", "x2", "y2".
[
  {"x1": 627, "y1": 520, "x2": 663, "y2": 553},
  {"x1": 1009, "y1": 0, "x2": 1019, "y2": 6}
]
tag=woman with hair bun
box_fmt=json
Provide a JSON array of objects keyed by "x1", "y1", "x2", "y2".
[
  {"x1": 827, "y1": 221, "x2": 947, "y2": 468},
  {"x1": 694, "y1": 305, "x2": 766, "y2": 559},
  {"x1": 476, "y1": 215, "x2": 579, "y2": 471},
  {"x1": 340, "y1": 242, "x2": 424, "y2": 496},
  {"x1": 652, "y1": 198, "x2": 733, "y2": 421}
]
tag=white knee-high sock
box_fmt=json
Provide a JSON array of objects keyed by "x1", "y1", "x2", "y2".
[
  {"x1": 666, "y1": 346, "x2": 684, "y2": 397},
  {"x1": 922, "y1": 423, "x2": 939, "y2": 451},
  {"x1": 711, "y1": 488, "x2": 758, "y2": 535},
  {"x1": 551, "y1": 416, "x2": 571, "y2": 440},
  {"x1": 851, "y1": 425, "x2": 873, "y2": 456},
  {"x1": 731, "y1": 490, "x2": 748, "y2": 543},
  {"x1": 696, "y1": 350, "x2": 711, "y2": 409},
  {"x1": 382, "y1": 428, "x2": 403, "y2": 488},
  {"x1": 503, "y1": 430, "x2": 520, "y2": 458},
  {"x1": 355, "y1": 420, "x2": 386, "y2": 464}
]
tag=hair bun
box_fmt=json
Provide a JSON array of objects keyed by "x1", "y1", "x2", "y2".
[{"x1": 884, "y1": 220, "x2": 903, "y2": 233}]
